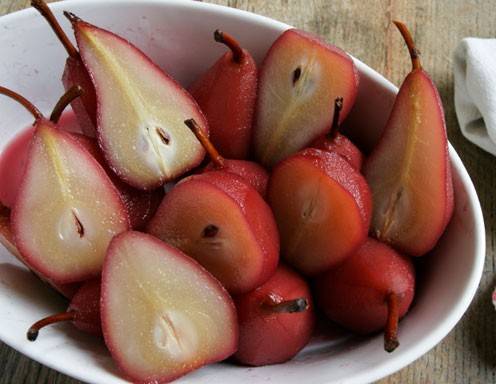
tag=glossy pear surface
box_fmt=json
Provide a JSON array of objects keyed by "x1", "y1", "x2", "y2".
[
  {"x1": 73, "y1": 19, "x2": 207, "y2": 189},
  {"x1": 12, "y1": 121, "x2": 129, "y2": 283},
  {"x1": 147, "y1": 171, "x2": 279, "y2": 294},
  {"x1": 268, "y1": 149, "x2": 371, "y2": 275},
  {"x1": 254, "y1": 29, "x2": 359, "y2": 168},
  {"x1": 102, "y1": 231, "x2": 237, "y2": 383}
]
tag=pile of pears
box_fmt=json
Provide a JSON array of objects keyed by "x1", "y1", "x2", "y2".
[{"x1": 0, "y1": 1, "x2": 453, "y2": 383}]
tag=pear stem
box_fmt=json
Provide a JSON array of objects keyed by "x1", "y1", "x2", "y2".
[
  {"x1": 50, "y1": 85, "x2": 84, "y2": 123},
  {"x1": 184, "y1": 119, "x2": 225, "y2": 169},
  {"x1": 27, "y1": 311, "x2": 76, "y2": 341},
  {"x1": 31, "y1": 0, "x2": 79, "y2": 59},
  {"x1": 263, "y1": 296, "x2": 309, "y2": 314},
  {"x1": 214, "y1": 30, "x2": 244, "y2": 63},
  {"x1": 327, "y1": 97, "x2": 344, "y2": 140},
  {"x1": 393, "y1": 21, "x2": 422, "y2": 71},
  {"x1": 63, "y1": 11, "x2": 82, "y2": 24},
  {"x1": 384, "y1": 292, "x2": 400, "y2": 352},
  {"x1": 0, "y1": 86, "x2": 43, "y2": 121}
]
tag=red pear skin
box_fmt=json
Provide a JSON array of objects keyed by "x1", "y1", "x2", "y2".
[
  {"x1": 147, "y1": 171, "x2": 279, "y2": 294},
  {"x1": 363, "y1": 21, "x2": 454, "y2": 256},
  {"x1": 12, "y1": 121, "x2": 129, "y2": 284},
  {"x1": 62, "y1": 57, "x2": 97, "y2": 137},
  {"x1": 268, "y1": 148, "x2": 371, "y2": 275},
  {"x1": 0, "y1": 204, "x2": 19, "y2": 258},
  {"x1": 70, "y1": 16, "x2": 208, "y2": 190},
  {"x1": 311, "y1": 133, "x2": 363, "y2": 171},
  {"x1": 204, "y1": 159, "x2": 269, "y2": 197},
  {"x1": 27, "y1": 278, "x2": 102, "y2": 341},
  {"x1": 185, "y1": 118, "x2": 269, "y2": 197},
  {"x1": 314, "y1": 238, "x2": 415, "y2": 352},
  {"x1": 254, "y1": 29, "x2": 359, "y2": 168},
  {"x1": 310, "y1": 98, "x2": 363, "y2": 171},
  {"x1": 234, "y1": 265, "x2": 315, "y2": 366},
  {"x1": 31, "y1": 0, "x2": 97, "y2": 137},
  {"x1": 189, "y1": 30, "x2": 257, "y2": 159},
  {"x1": 101, "y1": 231, "x2": 238, "y2": 383},
  {"x1": 0, "y1": 127, "x2": 35, "y2": 208}
]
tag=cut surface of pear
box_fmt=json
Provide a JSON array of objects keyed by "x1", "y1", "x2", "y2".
[
  {"x1": 1, "y1": 203, "x2": 81, "y2": 298},
  {"x1": 73, "y1": 18, "x2": 207, "y2": 189},
  {"x1": 147, "y1": 171, "x2": 279, "y2": 294},
  {"x1": 254, "y1": 29, "x2": 359, "y2": 168},
  {"x1": 364, "y1": 22, "x2": 453, "y2": 256},
  {"x1": 12, "y1": 121, "x2": 129, "y2": 283},
  {"x1": 102, "y1": 231, "x2": 238, "y2": 383},
  {"x1": 268, "y1": 149, "x2": 371, "y2": 275}
]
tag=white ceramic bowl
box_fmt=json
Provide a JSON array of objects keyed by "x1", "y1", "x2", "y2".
[{"x1": 0, "y1": 1, "x2": 485, "y2": 383}]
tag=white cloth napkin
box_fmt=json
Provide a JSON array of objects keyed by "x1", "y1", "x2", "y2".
[{"x1": 454, "y1": 38, "x2": 496, "y2": 156}]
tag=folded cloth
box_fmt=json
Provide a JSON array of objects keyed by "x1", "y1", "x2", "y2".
[{"x1": 454, "y1": 38, "x2": 496, "y2": 156}]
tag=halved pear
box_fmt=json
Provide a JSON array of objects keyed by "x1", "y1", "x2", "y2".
[
  {"x1": 69, "y1": 15, "x2": 208, "y2": 189},
  {"x1": 147, "y1": 171, "x2": 279, "y2": 294},
  {"x1": 254, "y1": 29, "x2": 359, "y2": 168},
  {"x1": 364, "y1": 22, "x2": 453, "y2": 256},
  {"x1": 268, "y1": 149, "x2": 371, "y2": 275},
  {"x1": 102, "y1": 231, "x2": 238, "y2": 383},
  {"x1": 12, "y1": 121, "x2": 129, "y2": 283}
]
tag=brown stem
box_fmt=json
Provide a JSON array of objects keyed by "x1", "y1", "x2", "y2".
[
  {"x1": 384, "y1": 292, "x2": 400, "y2": 352},
  {"x1": 393, "y1": 21, "x2": 422, "y2": 71},
  {"x1": 63, "y1": 11, "x2": 82, "y2": 25},
  {"x1": 31, "y1": 0, "x2": 79, "y2": 59},
  {"x1": 0, "y1": 86, "x2": 43, "y2": 121},
  {"x1": 263, "y1": 296, "x2": 308, "y2": 314},
  {"x1": 214, "y1": 30, "x2": 244, "y2": 63},
  {"x1": 184, "y1": 119, "x2": 225, "y2": 168},
  {"x1": 50, "y1": 85, "x2": 84, "y2": 123},
  {"x1": 27, "y1": 311, "x2": 76, "y2": 341},
  {"x1": 326, "y1": 97, "x2": 344, "y2": 140}
]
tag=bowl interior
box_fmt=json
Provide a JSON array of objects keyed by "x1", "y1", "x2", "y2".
[{"x1": 0, "y1": 1, "x2": 485, "y2": 384}]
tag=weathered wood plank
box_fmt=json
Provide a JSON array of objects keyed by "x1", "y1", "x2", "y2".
[{"x1": 1, "y1": 1, "x2": 495, "y2": 383}]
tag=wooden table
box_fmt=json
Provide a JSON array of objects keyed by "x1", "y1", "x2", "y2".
[{"x1": 0, "y1": 0, "x2": 495, "y2": 383}]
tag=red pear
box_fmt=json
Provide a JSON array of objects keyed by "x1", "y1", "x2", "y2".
[
  {"x1": 31, "y1": 0, "x2": 97, "y2": 137},
  {"x1": 234, "y1": 265, "x2": 315, "y2": 366},
  {"x1": 311, "y1": 97, "x2": 363, "y2": 170},
  {"x1": 253, "y1": 29, "x2": 359, "y2": 168},
  {"x1": 27, "y1": 278, "x2": 101, "y2": 341},
  {"x1": 186, "y1": 119, "x2": 269, "y2": 197},
  {"x1": 315, "y1": 238, "x2": 415, "y2": 352},
  {"x1": 0, "y1": 86, "x2": 129, "y2": 284},
  {"x1": 268, "y1": 148, "x2": 371, "y2": 275},
  {"x1": 189, "y1": 30, "x2": 257, "y2": 159},
  {"x1": 363, "y1": 21, "x2": 453, "y2": 256},
  {"x1": 147, "y1": 169, "x2": 279, "y2": 294},
  {"x1": 67, "y1": 13, "x2": 208, "y2": 189},
  {"x1": 102, "y1": 231, "x2": 238, "y2": 383}
]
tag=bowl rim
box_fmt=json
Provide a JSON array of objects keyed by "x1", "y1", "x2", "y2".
[{"x1": 0, "y1": 1, "x2": 486, "y2": 383}]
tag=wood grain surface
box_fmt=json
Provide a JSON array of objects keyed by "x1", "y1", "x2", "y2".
[{"x1": 1, "y1": 1, "x2": 495, "y2": 383}]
